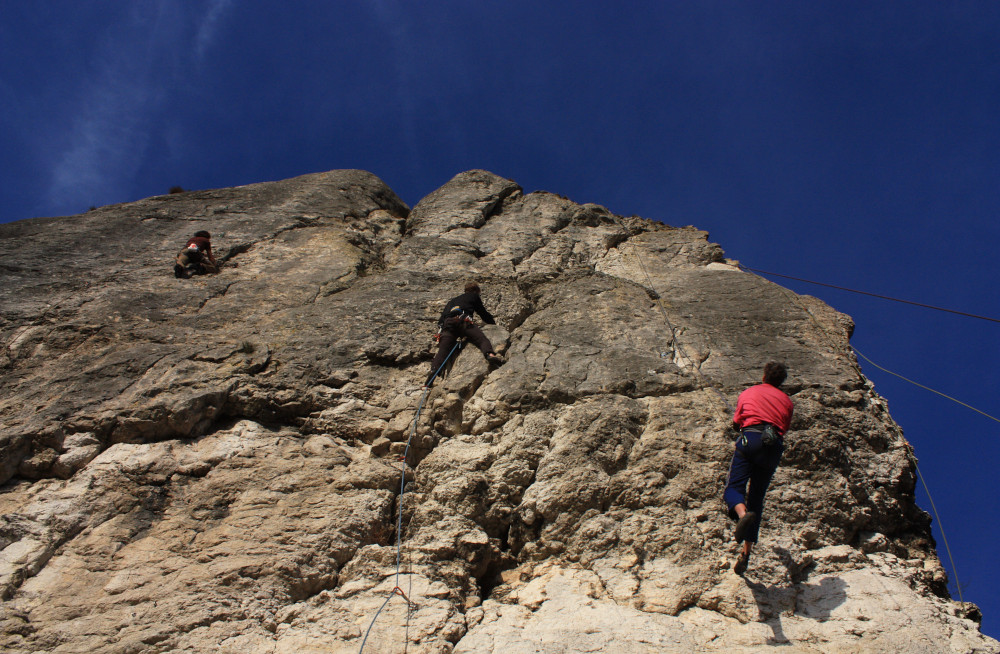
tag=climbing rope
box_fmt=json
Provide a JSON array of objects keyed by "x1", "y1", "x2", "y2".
[
  {"x1": 737, "y1": 264, "x2": 967, "y2": 604},
  {"x1": 743, "y1": 267, "x2": 1000, "y2": 324},
  {"x1": 630, "y1": 235, "x2": 695, "y2": 368},
  {"x1": 847, "y1": 346, "x2": 1000, "y2": 606},
  {"x1": 358, "y1": 338, "x2": 465, "y2": 654},
  {"x1": 740, "y1": 263, "x2": 998, "y2": 422},
  {"x1": 915, "y1": 461, "x2": 963, "y2": 603},
  {"x1": 613, "y1": 222, "x2": 735, "y2": 413},
  {"x1": 852, "y1": 347, "x2": 999, "y2": 425}
]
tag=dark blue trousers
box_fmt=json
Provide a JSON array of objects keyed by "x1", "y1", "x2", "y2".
[{"x1": 723, "y1": 429, "x2": 784, "y2": 543}]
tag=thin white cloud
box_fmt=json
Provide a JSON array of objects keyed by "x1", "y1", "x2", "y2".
[
  {"x1": 45, "y1": 9, "x2": 162, "y2": 214},
  {"x1": 44, "y1": 1, "x2": 234, "y2": 215},
  {"x1": 47, "y1": 93, "x2": 154, "y2": 212},
  {"x1": 195, "y1": 0, "x2": 235, "y2": 60}
]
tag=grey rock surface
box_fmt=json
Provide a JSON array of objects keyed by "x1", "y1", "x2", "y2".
[{"x1": 0, "y1": 169, "x2": 995, "y2": 653}]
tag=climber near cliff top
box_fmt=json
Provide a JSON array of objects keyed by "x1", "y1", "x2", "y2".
[
  {"x1": 174, "y1": 230, "x2": 219, "y2": 278},
  {"x1": 723, "y1": 361, "x2": 794, "y2": 575},
  {"x1": 424, "y1": 282, "x2": 504, "y2": 388}
]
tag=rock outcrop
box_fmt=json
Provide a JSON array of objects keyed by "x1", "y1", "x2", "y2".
[{"x1": 0, "y1": 169, "x2": 995, "y2": 653}]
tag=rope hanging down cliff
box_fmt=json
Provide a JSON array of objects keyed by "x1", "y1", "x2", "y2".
[{"x1": 358, "y1": 338, "x2": 465, "y2": 654}]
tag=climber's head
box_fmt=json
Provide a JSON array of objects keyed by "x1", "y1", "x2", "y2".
[{"x1": 763, "y1": 362, "x2": 787, "y2": 387}]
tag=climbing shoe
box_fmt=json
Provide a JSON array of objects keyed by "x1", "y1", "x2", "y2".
[
  {"x1": 734, "y1": 551, "x2": 750, "y2": 576},
  {"x1": 734, "y1": 511, "x2": 758, "y2": 543},
  {"x1": 486, "y1": 353, "x2": 504, "y2": 367},
  {"x1": 174, "y1": 263, "x2": 186, "y2": 278}
]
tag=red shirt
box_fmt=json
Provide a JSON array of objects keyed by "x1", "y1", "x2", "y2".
[{"x1": 733, "y1": 383, "x2": 793, "y2": 435}]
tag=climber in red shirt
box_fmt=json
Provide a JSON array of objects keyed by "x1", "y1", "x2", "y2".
[
  {"x1": 723, "y1": 361, "x2": 794, "y2": 575},
  {"x1": 174, "y1": 231, "x2": 219, "y2": 278}
]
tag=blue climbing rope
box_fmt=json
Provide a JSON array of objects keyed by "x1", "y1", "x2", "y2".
[{"x1": 358, "y1": 338, "x2": 465, "y2": 654}]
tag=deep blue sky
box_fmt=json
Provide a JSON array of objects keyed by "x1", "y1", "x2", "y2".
[{"x1": 2, "y1": 1, "x2": 998, "y2": 637}]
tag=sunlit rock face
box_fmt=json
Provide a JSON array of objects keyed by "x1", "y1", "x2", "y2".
[{"x1": 0, "y1": 170, "x2": 994, "y2": 653}]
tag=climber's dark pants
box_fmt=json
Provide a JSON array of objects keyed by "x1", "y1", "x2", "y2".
[
  {"x1": 176, "y1": 248, "x2": 218, "y2": 274},
  {"x1": 427, "y1": 320, "x2": 494, "y2": 385},
  {"x1": 723, "y1": 428, "x2": 784, "y2": 544}
]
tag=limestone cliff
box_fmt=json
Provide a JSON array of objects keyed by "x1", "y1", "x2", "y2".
[{"x1": 0, "y1": 170, "x2": 995, "y2": 653}]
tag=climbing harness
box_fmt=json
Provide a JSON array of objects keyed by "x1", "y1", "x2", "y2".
[
  {"x1": 441, "y1": 309, "x2": 476, "y2": 332},
  {"x1": 738, "y1": 424, "x2": 780, "y2": 448},
  {"x1": 358, "y1": 337, "x2": 465, "y2": 654}
]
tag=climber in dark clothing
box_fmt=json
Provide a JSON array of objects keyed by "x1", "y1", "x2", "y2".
[
  {"x1": 174, "y1": 230, "x2": 219, "y2": 278},
  {"x1": 723, "y1": 361, "x2": 794, "y2": 575},
  {"x1": 425, "y1": 282, "x2": 503, "y2": 387}
]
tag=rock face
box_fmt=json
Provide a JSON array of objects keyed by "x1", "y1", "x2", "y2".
[{"x1": 0, "y1": 169, "x2": 995, "y2": 653}]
